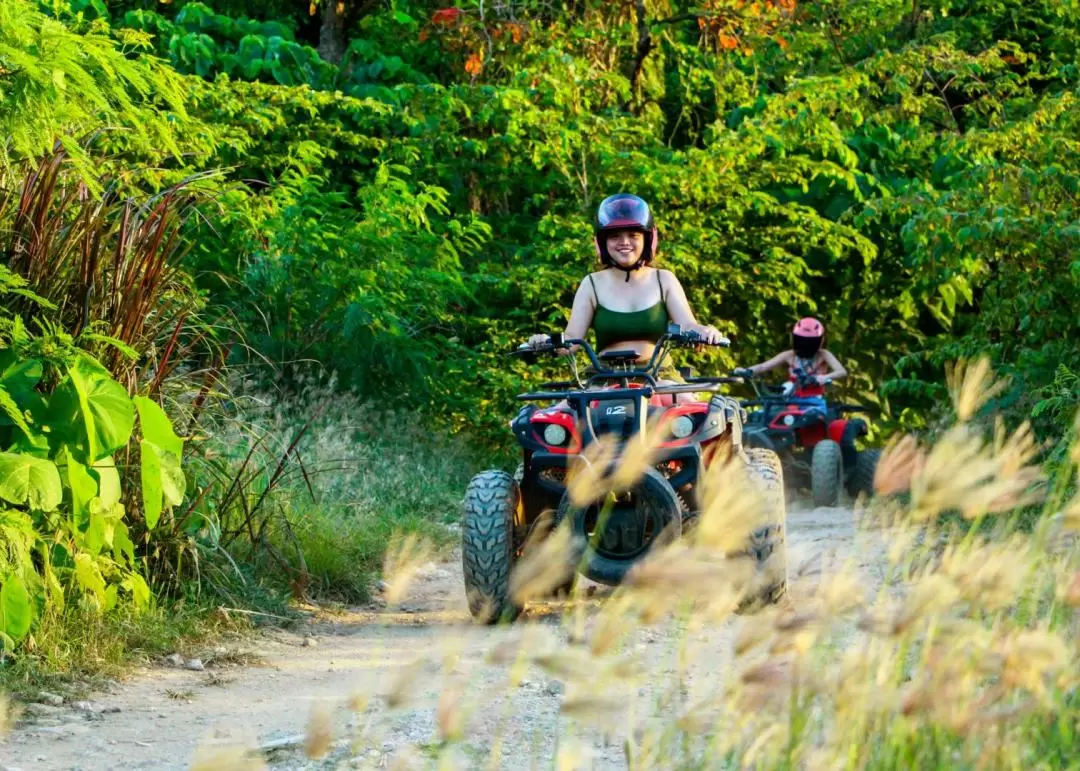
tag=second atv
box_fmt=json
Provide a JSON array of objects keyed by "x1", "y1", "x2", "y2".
[
  {"x1": 461, "y1": 325, "x2": 789, "y2": 623},
  {"x1": 736, "y1": 369, "x2": 880, "y2": 507}
]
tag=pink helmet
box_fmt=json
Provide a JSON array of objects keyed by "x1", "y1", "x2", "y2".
[{"x1": 792, "y1": 317, "x2": 825, "y2": 358}]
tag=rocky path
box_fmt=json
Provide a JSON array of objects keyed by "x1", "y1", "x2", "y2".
[{"x1": 0, "y1": 504, "x2": 888, "y2": 771}]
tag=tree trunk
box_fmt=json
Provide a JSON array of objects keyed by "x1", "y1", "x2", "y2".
[
  {"x1": 318, "y1": 0, "x2": 348, "y2": 64},
  {"x1": 624, "y1": 0, "x2": 652, "y2": 112}
]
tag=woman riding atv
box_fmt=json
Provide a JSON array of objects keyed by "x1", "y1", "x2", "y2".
[
  {"x1": 734, "y1": 317, "x2": 847, "y2": 413},
  {"x1": 527, "y1": 194, "x2": 723, "y2": 402}
]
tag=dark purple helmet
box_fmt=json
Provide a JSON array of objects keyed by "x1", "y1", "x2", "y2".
[{"x1": 593, "y1": 193, "x2": 659, "y2": 273}]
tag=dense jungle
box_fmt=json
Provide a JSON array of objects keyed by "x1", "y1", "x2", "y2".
[{"x1": 0, "y1": 1, "x2": 1077, "y2": 768}]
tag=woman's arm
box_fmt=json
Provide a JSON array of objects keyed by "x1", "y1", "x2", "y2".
[
  {"x1": 659, "y1": 270, "x2": 724, "y2": 344},
  {"x1": 528, "y1": 278, "x2": 595, "y2": 351},
  {"x1": 746, "y1": 350, "x2": 792, "y2": 376},
  {"x1": 817, "y1": 349, "x2": 847, "y2": 383},
  {"x1": 563, "y1": 279, "x2": 595, "y2": 342}
]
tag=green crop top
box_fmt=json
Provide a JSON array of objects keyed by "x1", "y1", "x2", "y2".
[{"x1": 588, "y1": 272, "x2": 670, "y2": 352}]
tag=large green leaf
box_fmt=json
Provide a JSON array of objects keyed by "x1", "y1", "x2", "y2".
[
  {"x1": 0, "y1": 384, "x2": 32, "y2": 439},
  {"x1": 74, "y1": 553, "x2": 106, "y2": 603},
  {"x1": 0, "y1": 350, "x2": 42, "y2": 397},
  {"x1": 122, "y1": 573, "x2": 151, "y2": 611},
  {"x1": 65, "y1": 450, "x2": 99, "y2": 528},
  {"x1": 0, "y1": 452, "x2": 62, "y2": 511},
  {"x1": 0, "y1": 352, "x2": 42, "y2": 443},
  {"x1": 83, "y1": 499, "x2": 124, "y2": 557},
  {"x1": 52, "y1": 356, "x2": 135, "y2": 463},
  {"x1": 112, "y1": 519, "x2": 135, "y2": 567},
  {"x1": 0, "y1": 574, "x2": 33, "y2": 643},
  {"x1": 133, "y1": 396, "x2": 183, "y2": 457},
  {"x1": 94, "y1": 456, "x2": 122, "y2": 509},
  {"x1": 140, "y1": 440, "x2": 185, "y2": 530}
]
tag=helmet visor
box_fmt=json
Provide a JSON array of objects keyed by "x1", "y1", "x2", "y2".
[
  {"x1": 792, "y1": 334, "x2": 823, "y2": 359},
  {"x1": 597, "y1": 196, "x2": 651, "y2": 231}
]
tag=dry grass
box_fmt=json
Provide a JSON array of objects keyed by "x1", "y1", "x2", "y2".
[
  {"x1": 7, "y1": 358, "x2": 1071, "y2": 769},
  {"x1": 229, "y1": 357, "x2": 1075, "y2": 769}
]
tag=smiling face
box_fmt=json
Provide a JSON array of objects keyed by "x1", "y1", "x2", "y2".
[{"x1": 605, "y1": 229, "x2": 646, "y2": 267}]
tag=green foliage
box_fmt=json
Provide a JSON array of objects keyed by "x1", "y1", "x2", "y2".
[
  {"x1": 184, "y1": 377, "x2": 473, "y2": 604},
  {"x1": 0, "y1": 0, "x2": 204, "y2": 189},
  {"x1": 117, "y1": 2, "x2": 425, "y2": 96},
  {"x1": 3, "y1": 0, "x2": 1078, "y2": 657},
  {"x1": 0, "y1": 285, "x2": 188, "y2": 650}
]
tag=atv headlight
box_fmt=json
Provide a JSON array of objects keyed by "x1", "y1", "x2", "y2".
[
  {"x1": 670, "y1": 415, "x2": 695, "y2": 439},
  {"x1": 543, "y1": 423, "x2": 568, "y2": 446}
]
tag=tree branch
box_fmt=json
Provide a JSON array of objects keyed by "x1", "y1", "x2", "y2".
[{"x1": 626, "y1": 0, "x2": 653, "y2": 110}]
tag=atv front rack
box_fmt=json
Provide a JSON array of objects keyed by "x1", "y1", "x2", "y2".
[{"x1": 516, "y1": 381, "x2": 724, "y2": 403}]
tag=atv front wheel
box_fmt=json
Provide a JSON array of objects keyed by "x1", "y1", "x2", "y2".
[
  {"x1": 556, "y1": 466, "x2": 682, "y2": 587},
  {"x1": 462, "y1": 470, "x2": 522, "y2": 624},
  {"x1": 850, "y1": 449, "x2": 881, "y2": 498},
  {"x1": 737, "y1": 448, "x2": 789, "y2": 613},
  {"x1": 811, "y1": 439, "x2": 844, "y2": 507}
]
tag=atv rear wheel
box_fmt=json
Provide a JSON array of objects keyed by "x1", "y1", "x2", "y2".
[
  {"x1": 462, "y1": 470, "x2": 522, "y2": 624},
  {"x1": 556, "y1": 466, "x2": 682, "y2": 587},
  {"x1": 811, "y1": 439, "x2": 844, "y2": 507},
  {"x1": 737, "y1": 448, "x2": 789, "y2": 613},
  {"x1": 850, "y1": 449, "x2": 881, "y2": 498}
]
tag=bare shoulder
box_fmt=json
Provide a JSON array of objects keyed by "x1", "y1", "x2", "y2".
[
  {"x1": 657, "y1": 268, "x2": 682, "y2": 290},
  {"x1": 576, "y1": 273, "x2": 600, "y2": 302}
]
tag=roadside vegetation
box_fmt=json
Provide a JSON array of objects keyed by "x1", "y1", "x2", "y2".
[{"x1": 0, "y1": 1, "x2": 1076, "y2": 765}]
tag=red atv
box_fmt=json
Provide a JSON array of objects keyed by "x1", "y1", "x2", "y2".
[
  {"x1": 461, "y1": 325, "x2": 789, "y2": 623},
  {"x1": 735, "y1": 369, "x2": 880, "y2": 507}
]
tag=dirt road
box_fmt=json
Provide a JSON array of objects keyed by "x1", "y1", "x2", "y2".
[{"x1": 0, "y1": 504, "x2": 888, "y2": 771}]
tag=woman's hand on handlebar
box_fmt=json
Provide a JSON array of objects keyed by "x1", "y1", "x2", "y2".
[
  {"x1": 526, "y1": 333, "x2": 574, "y2": 356},
  {"x1": 689, "y1": 323, "x2": 727, "y2": 346},
  {"x1": 527, "y1": 333, "x2": 551, "y2": 350}
]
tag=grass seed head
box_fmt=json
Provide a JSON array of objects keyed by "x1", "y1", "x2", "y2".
[
  {"x1": 382, "y1": 532, "x2": 438, "y2": 605},
  {"x1": 559, "y1": 686, "x2": 630, "y2": 728},
  {"x1": 0, "y1": 693, "x2": 17, "y2": 738},
  {"x1": 566, "y1": 435, "x2": 619, "y2": 506},
  {"x1": 437, "y1": 676, "x2": 465, "y2": 742},
  {"x1": 1062, "y1": 569, "x2": 1080, "y2": 606},
  {"x1": 874, "y1": 434, "x2": 924, "y2": 496},
  {"x1": 304, "y1": 700, "x2": 334, "y2": 759},
  {"x1": 385, "y1": 658, "x2": 424, "y2": 709},
  {"x1": 947, "y1": 357, "x2": 1008, "y2": 423},
  {"x1": 509, "y1": 520, "x2": 576, "y2": 604},
  {"x1": 189, "y1": 744, "x2": 267, "y2": 771},
  {"x1": 692, "y1": 455, "x2": 767, "y2": 553},
  {"x1": 609, "y1": 415, "x2": 669, "y2": 489}
]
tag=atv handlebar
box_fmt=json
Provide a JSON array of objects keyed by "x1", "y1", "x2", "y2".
[
  {"x1": 512, "y1": 324, "x2": 729, "y2": 381},
  {"x1": 731, "y1": 369, "x2": 880, "y2": 415}
]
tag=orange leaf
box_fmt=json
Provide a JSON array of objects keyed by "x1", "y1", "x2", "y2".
[
  {"x1": 432, "y1": 7, "x2": 463, "y2": 26},
  {"x1": 464, "y1": 52, "x2": 483, "y2": 75},
  {"x1": 719, "y1": 33, "x2": 739, "y2": 50}
]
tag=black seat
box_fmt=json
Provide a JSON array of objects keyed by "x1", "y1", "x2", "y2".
[{"x1": 599, "y1": 349, "x2": 640, "y2": 364}]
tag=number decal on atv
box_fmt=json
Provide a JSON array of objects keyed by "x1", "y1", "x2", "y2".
[{"x1": 605, "y1": 405, "x2": 627, "y2": 416}]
